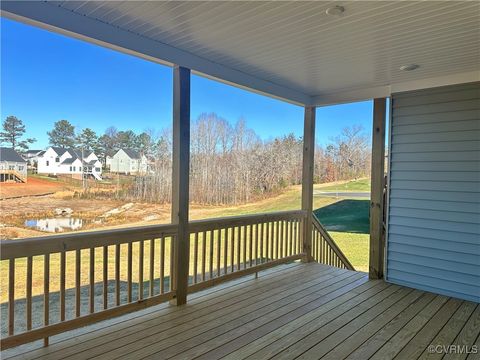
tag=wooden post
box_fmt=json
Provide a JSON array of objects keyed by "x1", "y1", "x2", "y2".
[
  {"x1": 170, "y1": 65, "x2": 190, "y2": 305},
  {"x1": 301, "y1": 106, "x2": 316, "y2": 262},
  {"x1": 369, "y1": 98, "x2": 387, "y2": 279}
]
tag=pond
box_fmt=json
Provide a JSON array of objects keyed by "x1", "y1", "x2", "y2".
[{"x1": 25, "y1": 218, "x2": 85, "y2": 233}]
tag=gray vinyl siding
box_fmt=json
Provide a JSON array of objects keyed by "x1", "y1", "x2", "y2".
[{"x1": 386, "y1": 82, "x2": 480, "y2": 303}]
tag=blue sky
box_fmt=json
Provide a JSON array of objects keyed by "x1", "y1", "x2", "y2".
[{"x1": 1, "y1": 17, "x2": 374, "y2": 149}]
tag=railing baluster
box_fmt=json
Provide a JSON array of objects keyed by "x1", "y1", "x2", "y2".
[
  {"x1": 60, "y1": 251, "x2": 66, "y2": 320},
  {"x1": 265, "y1": 221, "x2": 270, "y2": 262},
  {"x1": 127, "y1": 242, "x2": 132, "y2": 302},
  {"x1": 311, "y1": 228, "x2": 315, "y2": 261},
  {"x1": 289, "y1": 221, "x2": 297, "y2": 255},
  {"x1": 169, "y1": 236, "x2": 175, "y2": 291},
  {"x1": 249, "y1": 224, "x2": 253, "y2": 267},
  {"x1": 160, "y1": 236, "x2": 165, "y2": 294},
  {"x1": 8, "y1": 258, "x2": 15, "y2": 336},
  {"x1": 26, "y1": 256, "x2": 32, "y2": 331},
  {"x1": 316, "y1": 233, "x2": 319, "y2": 262},
  {"x1": 223, "y1": 228, "x2": 228, "y2": 275},
  {"x1": 193, "y1": 232, "x2": 198, "y2": 284},
  {"x1": 75, "y1": 249, "x2": 81, "y2": 317},
  {"x1": 230, "y1": 227, "x2": 235, "y2": 273},
  {"x1": 139, "y1": 241, "x2": 144, "y2": 300},
  {"x1": 216, "y1": 229, "x2": 221, "y2": 277},
  {"x1": 44, "y1": 254, "x2": 50, "y2": 346},
  {"x1": 254, "y1": 223, "x2": 259, "y2": 265},
  {"x1": 103, "y1": 246, "x2": 108, "y2": 310},
  {"x1": 236, "y1": 226, "x2": 241, "y2": 270},
  {"x1": 275, "y1": 221, "x2": 280, "y2": 260},
  {"x1": 202, "y1": 231, "x2": 207, "y2": 282},
  {"x1": 89, "y1": 248, "x2": 95, "y2": 313},
  {"x1": 149, "y1": 239, "x2": 155, "y2": 297},
  {"x1": 242, "y1": 225, "x2": 247, "y2": 269},
  {"x1": 209, "y1": 230, "x2": 214, "y2": 278},
  {"x1": 115, "y1": 244, "x2": 120, "y2": 306},
  {"x1": 259, "y1": 223, "x2": 264, "y2": 263}
]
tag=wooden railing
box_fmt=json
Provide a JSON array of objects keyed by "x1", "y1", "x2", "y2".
[
  {"x1": 0, "y1": 210, "x2": 306, "y2": 350},
  {"x1": 188, "y1": 210, "x2": 306, "y2": 292},
  {"x1": 311, "y1": 215, "x2": 355, "y2": 270},
  {"x1": 1, "y1": 224, "x2": 177, "y2": 350},
  {"x1": 0, "y1": 169, "x2": 26, "y2": 183}
]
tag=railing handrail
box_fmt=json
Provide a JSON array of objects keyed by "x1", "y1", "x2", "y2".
[
  {"x1": 0, "y1": 223, "x2": 178, "y2": 260},
  {"x1": 189, "y1": 210, "x2": 307, "y2": 232},
  {"x1": 0, "y1": 210, "x2": 307, "y2": 260},
  {"x1": 311, "y1": 214, "x2": 355, "y2": 271}
]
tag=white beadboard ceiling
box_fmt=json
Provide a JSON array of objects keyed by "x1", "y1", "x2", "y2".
[{"x1": 2, "y1": 1, "x2": 480, "y2": 105}]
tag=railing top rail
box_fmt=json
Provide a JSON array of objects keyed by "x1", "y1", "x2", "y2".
[
  {"x1": 189, "y1": 210, "x2": 307, "y2": 232},
  {"x1": 1, "y1": 210, "x2": 306, "y2": 260},
  {"x1": 312, "y1": 214, "x2": 356, "y2": 271},
  {"x1": 1, "y1": 223, "x2": 178, "y2": 260}
]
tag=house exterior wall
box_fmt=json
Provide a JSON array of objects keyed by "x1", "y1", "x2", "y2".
[
  {"x1": 38, "y1": 147, "x2": 60, "y2": 174},
  {"x1": 37, "y1": 147, "x2": 102, "y2": 178},
  {"x1": 110, "y1": 150, "x2": 148, "y2": 174},
  {"x1": 0, "y1": 161, "x2": 27, "y2": 177},
  {"x1": 386, "y1": 82, "x2": 480, "y2": 302}
]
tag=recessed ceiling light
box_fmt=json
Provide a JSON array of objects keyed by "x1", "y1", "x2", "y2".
[
  {"x1": 326, "y1": 5, "x2": 345, "y2": 16},
  {"x1": 400, "y1": 64, "x2": 420, "y2": 71}
]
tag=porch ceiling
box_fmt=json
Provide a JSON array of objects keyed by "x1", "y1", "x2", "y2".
[{"x1": 2, "y1": 1, "x2": 480, "y2": 105}]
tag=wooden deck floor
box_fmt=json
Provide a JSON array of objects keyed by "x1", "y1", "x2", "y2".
[{"x1": 2, "y1": 263, "x2": 479, "y2": 360}]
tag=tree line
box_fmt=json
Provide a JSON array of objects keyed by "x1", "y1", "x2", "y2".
[
  {"x1": 1, "y1": 115, "x2": 370, "y2": 205},
  {"x1": 129, "y1": 113, "x2": 371, "y2": 205}
]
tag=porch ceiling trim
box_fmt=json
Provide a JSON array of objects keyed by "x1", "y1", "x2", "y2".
[
  {"x1": 312, "y1": 70, "x2": 480, "y2": 107},
  {"x1": 0, "y1": 0, "x2": 312, "y2": 106}
]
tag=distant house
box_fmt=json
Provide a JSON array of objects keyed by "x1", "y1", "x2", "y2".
[
  {"x1": 37, "y1": 146, "x2": 102, "y2": 180},
  {"x1": 24, "y1": 149, "x2": 45, "y2": 169},
  {"x1": 0, "y1": 147, "x2": 27, "y2": 182},
  {"x1": 110, "y1": 149, "x2": 148, "y2": 175}
]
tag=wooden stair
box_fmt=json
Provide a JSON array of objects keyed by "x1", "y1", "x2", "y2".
[{"x1": 0, "y1": 169, "x2": 26, "y2": 183}]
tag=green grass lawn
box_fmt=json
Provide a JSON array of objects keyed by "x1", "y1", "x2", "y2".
[
  {"x1": 317, "y1": 178, "x2": 370, "y2": 192},
  {"x1": 328, "y1": 231, "x2": 369, "y2": 272},
  {"x1": 313, "y1": 199, "x2": 369, "y2": 273},
  {"x1": 313, "y1": 199, "x2": 369, "y2": 234}
]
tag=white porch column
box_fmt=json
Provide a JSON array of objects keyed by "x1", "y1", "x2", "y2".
[
  {"x1": 171, "y1": 65, "x2": 191, "y2": 305},
  {"x1": 301, "y1": 106, "x2": 316, "y2": 262}
]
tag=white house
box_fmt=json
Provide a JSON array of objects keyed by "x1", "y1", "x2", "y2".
[
  {"x1": 37, "y1": 147, "x2": 102, "y2": 180},
  {"x1": 0, "y1": 147, "x2": 27, "y2": 182},
  {"x1": 23, "y1": 149, "x2": 45, "y2": 169},
  {"x1": 110, "y1": 149, "x2": 148, "y2": 175}
]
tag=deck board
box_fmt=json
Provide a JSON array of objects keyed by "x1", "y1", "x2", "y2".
[{"x1": 2, "y1": 263, "x2": 478, "y2": 360}]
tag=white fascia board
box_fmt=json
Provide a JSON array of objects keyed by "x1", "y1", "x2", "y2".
[
  {"x1": 1, "y1": 1, "x2": 311, "y2": 106},
  {"x1": 312, "y1": 86, "x2": 391, "y2": 107},
  {"x1": 390, "y1": 70, "x2": 480, "y2": 94},
  {"x1": 312, "y1": 71, "x2": 480, "y2": 106}
]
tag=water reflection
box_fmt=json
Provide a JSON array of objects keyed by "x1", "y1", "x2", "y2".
[{"x1": 25, "y1": 218, "x2": 84, "y2": 233}]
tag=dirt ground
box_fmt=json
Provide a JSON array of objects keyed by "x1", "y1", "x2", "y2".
[
  {"x1": 0, "y1": 176, "x2": 67, "y2": 199},
  {"x1": 0, "y1": 179, "x2": 362, "y2": 240}
]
